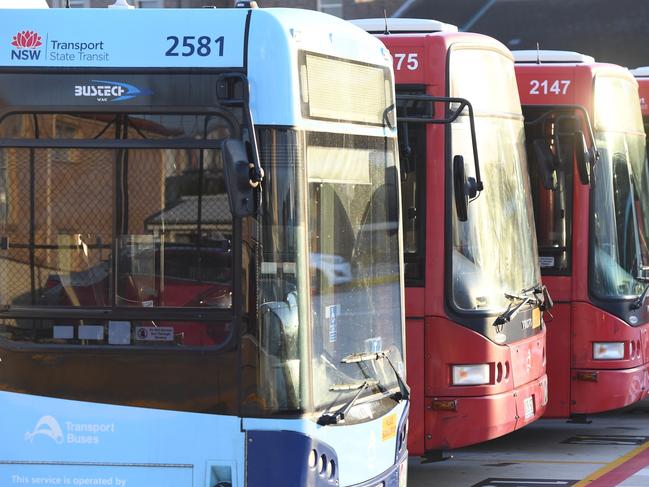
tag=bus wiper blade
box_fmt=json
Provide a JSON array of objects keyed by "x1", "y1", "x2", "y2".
[
  {"x1": 317, "y1": 380, "x2": 378, "y2": 426},
  {"x1": 631, "y1": 283, "x2": 649, "y2": 310},
  {"x1": 494, "y1": 295, "x2": 531, "y2": 327},
  {"x1": 341, "y1": 350, "x2": 410, "y2": 401}
]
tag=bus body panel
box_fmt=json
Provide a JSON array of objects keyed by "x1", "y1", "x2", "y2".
[
  {"x1": 543, "y1": 302, "x2": 572, "y2": 417},
  {"x1": 424, "y1": 369, "x2": 547, "y2": 451},
  {"x1": 405, "y1": 317, "x2": 426, "y2": 456},
  {"x1": 571, "y1": 365, "x2": 647, "y2": 414},
  {"x1": 516, "y1": 60, "x2": 649, "y2": 416},
  {"x1": 1, "y1": 391, "x2": 246, "y2": 487},
  {"x1": 421, "y1": 317, "x2": 547, "y2": 451},
  {"x1": 242, "y1": 401, "x2": 408, "y2": 487},
  {"x1": 572, "y1": 302, "x2": 645, "y2": 370}
]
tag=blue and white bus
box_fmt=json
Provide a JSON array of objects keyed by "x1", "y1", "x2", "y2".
[{"x1": 0, "y1": 5, "x2": 408, "y2": 487}]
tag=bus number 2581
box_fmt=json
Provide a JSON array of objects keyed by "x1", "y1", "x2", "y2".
[
  {"x1": 529, "y1": 79, "x2": 571, "y2": 95},
  {"x1": 165, "y1": 36, "x2": 225, "y2": 57}
]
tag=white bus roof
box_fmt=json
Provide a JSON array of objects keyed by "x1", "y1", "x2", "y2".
[
  {"x1": 631, "y1": 66, "x2": 649, "y2": 78},
  {"x1": 350, "y1": 18, "x2": 458, "y2": 34},
  {"x1": 513, "y1": 50, "x2": 595, "y2": 64},
  {"x1": 0, "y1": 0, "x2": 48, "y2": 7},
  {"x1": 0, "y1": 8, "x2": 393, "y2": 132}
]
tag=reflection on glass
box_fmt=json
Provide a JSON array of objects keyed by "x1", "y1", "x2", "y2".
[
  {"x1": 449, "y1": 47, "x2": 540, "y2": 311},
  {"x1": 0, "y1": 113, "x2": 234, "y2": 347},
  {"x1": 307, "y1": 133, "x2": 403, "y2": 411},
  {"x1": 591, "y1": 132, "x2": 648, "y2": 298}
]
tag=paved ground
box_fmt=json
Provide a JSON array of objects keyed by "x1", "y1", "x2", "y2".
[{"x1": 409, "y1": 399, "x2": 649, "y2": 486}]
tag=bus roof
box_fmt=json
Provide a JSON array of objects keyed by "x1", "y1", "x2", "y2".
[
  {"x1": 0, "y1": 0, "x2": 48, "y2": 7},
  {"x1": 350, "y1": 18, "x2": 458, "y2": 34},
  {"x1": 513, "y1": 50, "x2": 595, "y2": 64}
]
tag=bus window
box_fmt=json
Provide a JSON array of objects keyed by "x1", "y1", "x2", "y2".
[{"x1": 523, "y1": 108, "x2": 574, "y2": 274}]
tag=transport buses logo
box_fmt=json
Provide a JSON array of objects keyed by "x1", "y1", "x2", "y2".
[
  {"x1": 25, "y1": 415, "x2": 64, "y2": 444},
  {"x1": 74, "y1": 80, "x2": 152, "y2": 103},
  {"x1": 10, "y1": 30, "x2": 43, "y2": 61},
  {"x1": 25, "y1": 414, "x2": 116, "y2": 445}
]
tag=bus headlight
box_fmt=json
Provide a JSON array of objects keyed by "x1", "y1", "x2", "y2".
[
  {"x1": 593, "y1": 342, "x2": 625, "y2": 360},
  {"x1": 451, "y1": 364, "x2": 490, "y2": 385}
]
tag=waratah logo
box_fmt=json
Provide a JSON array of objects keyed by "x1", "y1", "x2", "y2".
[{"x1": 11, "y1": 31, "x2": 43, "y2": 49}]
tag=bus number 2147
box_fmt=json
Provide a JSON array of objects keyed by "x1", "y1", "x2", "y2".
[
  {"x1": 529, "y1": 79, "x2": 571, "y2": 95},
  {"x1": 165, "y1": 35, "x2": 224, "y2": 57}
]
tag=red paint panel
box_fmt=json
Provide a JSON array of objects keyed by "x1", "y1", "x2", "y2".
[
  {"x1": 424, "y1": 316, "x2": 512, "y2": 397},
  {"x1": 509, "y1": 328, "x2": 546, "y2": 389},
  {"x1": 571, "y1": 364, "x2": 648, "y2": 414},
  {"x1": 640, "y1": 322, "x2": 649, "y2": 365},
  {"x1": 543, "y1": 303, "x2": 572, "y2": 418},
  {"x1": 405, "y1": 318, "x2": 425, "y2": 456},
  {"x1": 423, "y1": 374, "x2": 548, "y2": 450},
  {"x1": 405, "y1": 287, "x2": 425, "y2": 318},
  {"x1": 571, "y1": 302, "x2": 644, "y2": 370},
  {"x1": 637, "y1": 77, "x2": 649, "y2": 116}
]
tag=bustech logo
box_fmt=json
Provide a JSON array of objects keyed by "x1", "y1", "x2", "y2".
[
  {"x1": 10, "y1": 30, "x2": 43, "y2": 61},
  {"x1": 74, "y1": 80, "x2": 152, "y2": 103}
]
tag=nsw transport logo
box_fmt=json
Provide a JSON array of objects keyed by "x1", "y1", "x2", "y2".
[{"x1": 10, "y1": 30, "x2": 43, "y2": 61}]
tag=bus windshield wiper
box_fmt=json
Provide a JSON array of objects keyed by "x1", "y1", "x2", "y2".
[
  {"x1": 341, "y1": 350, "x2": 411, "y2": 401},
  {"x1": 317, "y1": 379, "x2": 378, "y2": 426},
  {"x1": 631, "y1": 278, "x2": 649, "y2": 310},
  {"x1": 493, "y1": 286, "x2": 542, "y2": 328}
]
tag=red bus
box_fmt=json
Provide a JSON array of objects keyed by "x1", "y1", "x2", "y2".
[
  {"x1": 514, "y1": 50, "x2": 649, "y2": 419},
  {"x1": 631, "y1": 67, "x2": 649, "y2": 136},
  {"x1": 353, "y1": 18, "x2": 549, "y2": 459}
]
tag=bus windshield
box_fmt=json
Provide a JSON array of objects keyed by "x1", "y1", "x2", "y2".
[
  {"x1": 256, "y1": 129, "x2": 404, "y2": 415},
  {"x1": 0, "y1": 112, "x2": 236, "y2": 346},
  {"x1": 449, "y1": 47, "x2": 540, "y2": 312},
  {"x1": 591, "y1": 76, "x2": 649, "y2": 299}
]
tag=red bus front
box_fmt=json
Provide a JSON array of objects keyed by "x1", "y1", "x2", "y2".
[
  {"x1": 354, "y1": 19, "x2": 549, "y2": 457},
  {"x1": 515, "y1": 52, "x2": 649, "y2": 418}
]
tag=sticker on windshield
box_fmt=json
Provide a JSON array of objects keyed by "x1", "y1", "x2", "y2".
[
  {"x1": 325, "y1": 304, "x2": 340, "y2": 343},
  {"x1": 539, "y1": 256, "x2": 555, "y2": 268},
  {"x1": 135, "y1": 326, "x2": 174, "y2": 342}
]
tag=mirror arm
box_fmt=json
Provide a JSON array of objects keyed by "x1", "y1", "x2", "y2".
[
  {"x1": 395, "y1": 94, "x2": 483, "y2": 193},
  {"x1": 522, "y1": 104, "x2": 600, "y2": 162},
  {"x1": 465, "y1": 100, "x2": 483, "y2": 192}
]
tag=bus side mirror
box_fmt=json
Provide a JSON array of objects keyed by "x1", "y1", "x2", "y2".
[
  {"x1": 453, "y1": 155, "x2": 478, "y2": 222},
  {"x1": 533, "y1": 139, "x2": 558, "y2": 191},
  {"x1": 574, "y1": 131, "x2": 591, "y2": 185},
  {"x1": 222, "y1": 139, "x2": 255, "y2": 217}
]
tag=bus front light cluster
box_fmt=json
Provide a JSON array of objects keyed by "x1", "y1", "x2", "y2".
[
  {"x1": 451, "y1": 364, "x2": 490, "y2": 385},
  {"x1": 593, "y1": 342, "x2": 625, "y2": 360}
]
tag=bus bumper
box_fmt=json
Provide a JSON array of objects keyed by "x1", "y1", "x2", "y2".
[
  {"x1": 424, "y1": 374, "x2": 548, "y2": 451},
  {"x1": 571, "y1": 363, "x2": 649, "y2": 414}
]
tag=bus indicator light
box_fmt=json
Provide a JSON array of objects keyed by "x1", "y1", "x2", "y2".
[
  {"x1": 382, "y1": 413, "x2": 397, "y2": 441},
  {"x1": 431, "y1": 399, "x2": 458, "y2": 412}
]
